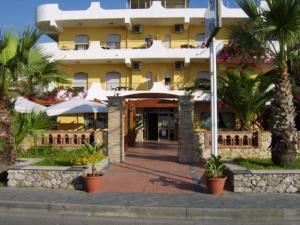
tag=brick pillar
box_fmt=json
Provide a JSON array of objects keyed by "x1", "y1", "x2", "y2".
[
  {"x1": 108, "y1": 96, "x2": 125, "y2": 163},
  {"x1": 178, "y1": 95, "x2": 196, "y2": 163}
]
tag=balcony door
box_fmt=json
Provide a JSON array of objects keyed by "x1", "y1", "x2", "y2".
[
  {"x1": 106, "y1": 72, "x2": 121, "y2": 90},
  {"x1": 73, "y1": 72, "x2": 88, "y2": 91},
  {"x1": 74, "y1": 35, "x2": 89, "y2": 50},
  {"x1": 106, "y1": 34, "x2": 121, "y2": 49},
  {"x1": 164, "y1": 34, "x2": 171, "y2": 48}
]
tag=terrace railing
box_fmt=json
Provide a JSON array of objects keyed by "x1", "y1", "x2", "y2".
[
  {"x1": 205, "y1": 131, "x2": 259, "y2": 149},
  {"x1": 35, "y1": 130, "x2": 107, "y2": 148}
]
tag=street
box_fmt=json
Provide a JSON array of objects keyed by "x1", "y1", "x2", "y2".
[{"x1": 0, "y1": 211, "x2": 299, "y2": 225}]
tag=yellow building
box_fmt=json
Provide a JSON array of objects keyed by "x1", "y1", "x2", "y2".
[{"x1": 37, "y1": 0, "x2": 249, "y2": 142}]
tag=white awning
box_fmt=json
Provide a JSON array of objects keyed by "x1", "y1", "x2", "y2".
[
  {"x1": 46, "y1": 97, "x2": 107, "y2": 116},
  {"x1": 14, "y1": 97, "x2": 47, "y2": 113},
  {"x1": 85, "y1": 82, "x2": 108, "y2": 101}
]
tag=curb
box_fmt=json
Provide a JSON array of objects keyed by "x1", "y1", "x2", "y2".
[{"x1": 0, "y1": 201, "x2": 300, "y2": 220}]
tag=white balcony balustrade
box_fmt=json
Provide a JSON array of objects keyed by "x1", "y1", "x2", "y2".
[{"x1": 39, "y1": 40, "x2": 224, "y2": 64}]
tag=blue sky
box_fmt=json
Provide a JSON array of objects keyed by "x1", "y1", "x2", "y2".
[{"x1": 0, "y1": 0, "x2": 240, "y2": 42}]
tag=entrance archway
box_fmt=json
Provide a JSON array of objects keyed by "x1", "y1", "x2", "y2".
[{"x1": 107, "y1": 93, "x2": 196, "y2": 163}]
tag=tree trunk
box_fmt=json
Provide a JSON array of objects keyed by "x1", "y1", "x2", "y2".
[
  {"x1": 0, "y1": 92, "x2": 15, "y2": 165},
  {"x1": 271, "y1": 63, "x2": 297, "y2": 166}
]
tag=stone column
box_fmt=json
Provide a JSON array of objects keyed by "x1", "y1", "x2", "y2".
[
  {"x1": 178, "y1": 95, "x2": 196, "y2": 163},
  {"x1": 108, "y1": 96, "x2": 125, "y2": 163}
]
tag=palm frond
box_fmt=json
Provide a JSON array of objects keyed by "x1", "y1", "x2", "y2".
[{"x1": 236, "y1": 0, "x2": 260, "y2": 20}]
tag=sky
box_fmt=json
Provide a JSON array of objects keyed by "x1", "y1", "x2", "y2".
[{"x1": 0, "y1": 0, "x2": 241, "y2": 42}]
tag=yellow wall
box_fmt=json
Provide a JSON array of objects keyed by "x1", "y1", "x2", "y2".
[
  {"x1": 58, "y1": 25, "x2": 210, "y2": 49},
  {"x1": 62, "y1": 62, "x2": 210, "y2": 91}
]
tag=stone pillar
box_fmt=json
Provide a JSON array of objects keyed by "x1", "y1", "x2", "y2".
[
  {"x1": 178, "y1": 95, "x2": 196, "y2": 163},
  {"x1": 108, "y1": 96, "x2": 125, "y2": 163}
]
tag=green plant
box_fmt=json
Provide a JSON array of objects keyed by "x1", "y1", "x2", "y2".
[
  {"x1": 82, "y1": 142, "x2": 104, "y2": 176},
  {"x1": 207, "y1": 155, "x2": 227, "y2": 179}
]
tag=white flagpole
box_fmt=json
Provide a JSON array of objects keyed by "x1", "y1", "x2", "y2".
[{"x1": 210, "y1": 37, "x2": 218, "y2": 157}]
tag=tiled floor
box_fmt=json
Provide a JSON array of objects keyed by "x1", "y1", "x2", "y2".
[{"x1": 101, "y1": 141, "x2": 206, "y2": 193}]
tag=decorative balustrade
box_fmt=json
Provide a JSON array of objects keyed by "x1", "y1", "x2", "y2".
[
  {"x1": 205, "y1": 131, "x2": 259, "y2": 149},
  {"x1": 35, "y1": 130, "x2": 107, "y2": 148}
]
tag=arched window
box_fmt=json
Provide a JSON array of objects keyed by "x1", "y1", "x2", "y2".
[
  {"x1": 73, "y1": 72, "x2": 88, "y2": 91},
  {"x1": 106, "y1": 72, "x2": 121, "y2": 90},
  {"x1": 196, "y1": 33, "x2": 205, "y2": 48},
  {"x1": 196, "y1": 71, "x2": 210, "y2": 90},
  {"x1": 106, "y1": 34, "x2": 121, "y2": 49},
  {"x1": 74, "y1": 35, "x2": 89, "y2": 50},
  {"x1": 146, "y1": 71, "x2": 153, "y2": 89},
  {"x1": 164, "y1": 34, "x2": 171, "y2": 48}
]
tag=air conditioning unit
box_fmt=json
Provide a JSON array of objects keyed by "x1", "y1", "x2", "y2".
[
  {"x1": 132, "y1": 24, "x2": 143, "y2": 33},
  {"x1": 174, "y1": 24, "x2": 184, "y2": 33},
  {"x1": 132, "y1": 61, "x2": 142, "y2": 70},
  {"x1": 175, "y1": 61, "x2": 184, "y2": 70}
]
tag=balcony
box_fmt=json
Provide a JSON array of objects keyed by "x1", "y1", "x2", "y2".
[
  {"x1": 39, "y1": 40, "x2": 224, "y2": 65},
  {"x1": 37, "y1": 1, "x2": 249, "y2": 34}
]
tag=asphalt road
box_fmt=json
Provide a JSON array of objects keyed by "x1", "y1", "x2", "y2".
[{"x1": 0, "y1": 211, "x2": 299, "y2": 225}]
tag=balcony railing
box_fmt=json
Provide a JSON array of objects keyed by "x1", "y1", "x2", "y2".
[
  {"x1": 105, "y1": 42, "x2": 121, "y2": 49},
  {"x1": 205, "y1": 131, "x2": 259, "y2": 149},
  {"x1": 104, "y1": 82, "x2": 177, "y2": 91},
  {"x1": 74, "y1": 43, "x2": 89, "y2": 50}
]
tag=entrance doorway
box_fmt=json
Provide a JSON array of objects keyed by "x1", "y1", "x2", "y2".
[
  {"x1": 147, "y1": 113, "x2": 158, "y2": 140},
  {"x1": 144, "y1": 109, "x2": 177, "y2": 141}
]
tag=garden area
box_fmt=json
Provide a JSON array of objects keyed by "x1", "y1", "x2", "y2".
[
  {"x1": 17, "y1": 146, "x2": 105, "y2": 167},
  {"x1": 234, "y1": 156, "x2": 300, "y2": 170}
]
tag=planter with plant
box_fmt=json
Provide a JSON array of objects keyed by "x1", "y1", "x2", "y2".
[
  {"x1": 206, "y1": 155, "x2": 227, "y2": 195},
  {"x1": 81, "y1": 142, "x2": 104, "y2": 193}
]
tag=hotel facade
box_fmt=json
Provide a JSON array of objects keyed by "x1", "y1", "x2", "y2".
[{"x1": 36, "y1": 0, "x2": 252, "y2": 162}]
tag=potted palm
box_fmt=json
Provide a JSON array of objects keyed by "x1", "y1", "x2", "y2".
[
  {"x1": 206, "y1": 155, "x2": 227, "y2": 195},
  {"x1": 82, "y1": 142, "x2": 104, "y2": 193}
]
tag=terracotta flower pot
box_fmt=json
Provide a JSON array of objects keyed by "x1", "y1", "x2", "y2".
[
  {"x1": 82, "y1": 174, "x2": 103, "y2": 193},
  {"x1": 206, "y1": 176, "x2": 227, "y2": 195}
]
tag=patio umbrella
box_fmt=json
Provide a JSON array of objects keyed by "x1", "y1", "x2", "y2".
[
  {"x1": 14, "y1": 97, "x2": 47, "y2": 113},
  {"x1": 46, "y1": 97, "x2": 107, "y2": 117},
  {"x1": 85, "y1": 82, "x2": 108, "y2": 101}
]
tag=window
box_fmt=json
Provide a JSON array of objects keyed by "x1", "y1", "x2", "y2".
[
  {"x1": 196, "y1": 71, "x2": 210, "y2": 90},
  {"x1": 74, "y1": 35, "x2": 89, "y2": 50},
  {"x1": 146, "y1": 71, "x2": 153, "y2": 89},
  {"x1": 164, "y1": 73, "x2": 172, "y2": 89},
  {"x1": 196, "y1": 33, "x2": 205, "y2": 48},
  {"x1": 106, "y1": 72, "x2": 121, "y2": 90},
  {"x1": 106, "y1": 34, "x2": 121, "y2": 49},
  {"x1": 164, "y1": 34, "x2": 171, "y2": 48},
  {"x1": 200, "y1": 112, "x2": 235, "y2": 129},
  {"x1": 73, "y1": 72, "x2": 88, "y2": 91},
  {"x1": 84, "y1": 113, "x2": 107, "y2": 129}
]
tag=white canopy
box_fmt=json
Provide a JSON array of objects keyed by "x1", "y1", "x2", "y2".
[
  {"x1": 85, "y1": 82, "x2": 108, "y2": 101},
  {"x1": 149, "y1": 82, "x2": 170, "y2": 92},
  {"x1": 14, "y1": 97, "x2": 47, "y2": 113},
  {"x1": 46, "y1": 97, "x2": 107, "y2": 117}
]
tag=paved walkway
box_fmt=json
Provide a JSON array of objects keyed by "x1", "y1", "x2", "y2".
[{"x1": 101, "y1": 141, "x2": 206, "y2": 193}]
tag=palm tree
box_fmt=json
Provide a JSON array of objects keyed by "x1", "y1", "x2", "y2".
[
  {"x1": 12, "y1": 112, "x2": 53, "y2": 151},
  {"x1": 0, "y1": 27, "x2": 65, "y2": 165},
  {"x1": 236, "y1": 0, "x2": 300, "y2": 166}
]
